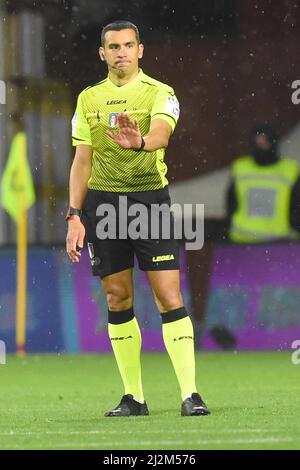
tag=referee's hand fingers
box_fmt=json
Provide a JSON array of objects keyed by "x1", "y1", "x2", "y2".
[
  {"x1": 67, "y1": 246, "x2": 82, "y2": 263},
  {"x1": 78, "y1": 231, "x2": 85, "y2": 249},
  {"x1": 118, "y1": 113, "x2": 131, "y2": 128},
  {"x1": 106, "y1": 129, "x2": 116, "y2": 138},
  {"x1": 66, "y1": 236, "x2": 82, "y2": 263}
]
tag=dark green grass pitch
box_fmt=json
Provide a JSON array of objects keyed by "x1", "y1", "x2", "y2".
[{"x1": 0, "y1": 352, "x2": 299, "y2": 450}]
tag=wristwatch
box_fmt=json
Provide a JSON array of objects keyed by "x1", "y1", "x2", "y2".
[{"x1": 65, "y1": 207, "x2": 82, "y2": 221}]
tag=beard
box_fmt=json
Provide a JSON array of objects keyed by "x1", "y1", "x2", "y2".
[{"x1": 115, "y1": 68, "x2": 126, "y2": 77}]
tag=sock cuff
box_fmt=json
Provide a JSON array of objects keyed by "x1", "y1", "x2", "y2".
[
  {"x1": 161, "y1": 307, "x2": 188, "y2": 324},
  {"x1": 108, "y1": 307, "x2": 134, "y2": 325}
]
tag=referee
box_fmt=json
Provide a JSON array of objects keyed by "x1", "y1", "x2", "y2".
[{"x1": 66, "y1": 21, "x2": 210, "y2": 417}]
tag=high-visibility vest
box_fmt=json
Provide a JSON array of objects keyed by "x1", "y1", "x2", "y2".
[{"x1": 229, "y1": 156, "x2": 300, "y2": 243}]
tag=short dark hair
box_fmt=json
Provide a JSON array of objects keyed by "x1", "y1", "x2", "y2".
[{"x1": 101, "y1": 21, "x2": 140, "y2": 46}]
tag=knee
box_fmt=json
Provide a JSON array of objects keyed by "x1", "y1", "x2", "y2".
[
  {"x1": 155, "y1": 290, "x2": 183, "y2": 313},
  {"x1": 105, "y1": 284, "x2": 133, "y2": 311}
]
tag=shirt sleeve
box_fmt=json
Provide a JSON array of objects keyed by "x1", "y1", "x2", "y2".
[
  {"x1": 71, "y1": 93, "x2": 92, "y2": 146},
  {"x1": 150, "y1": 88, "x2": 180, "y2": 133}
]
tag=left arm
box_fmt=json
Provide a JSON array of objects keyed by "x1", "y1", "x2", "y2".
[
  {"x1": 106, "y1": 113, "x2": 172, "y2": 151},
  {"x1": 143, "y1": 118, "x2": 172, "y2": 151}
]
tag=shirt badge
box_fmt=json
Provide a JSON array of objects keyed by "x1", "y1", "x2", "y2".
[
  {"x1": 165, "y1": 96, "x2": 180, "y2": 118},
  {"x1": 109, "y1": 113, "x2": 119, "y2": 127}
]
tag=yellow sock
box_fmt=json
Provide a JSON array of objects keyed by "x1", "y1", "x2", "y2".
[
  {"x1": 162, "y1": 309, "x2": 197, "y2": 400},
  {"x1": 108, "y1": 311, "x2": 144, "y2": 403}
]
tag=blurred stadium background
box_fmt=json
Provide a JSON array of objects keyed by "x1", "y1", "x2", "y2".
[{"x1": 0, "y1": 0, "x2": 300, "y2": 450}]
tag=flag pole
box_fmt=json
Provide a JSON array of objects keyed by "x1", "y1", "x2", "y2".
[
  {"x1": 16, "y1": 195, "x2": 27, "y2": 357},
  {"x1": 16, "y1": 134, "x2": 28, "y2": 357}
]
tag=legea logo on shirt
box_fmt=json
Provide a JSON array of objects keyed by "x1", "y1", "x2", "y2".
[
  {"x1": 109, "y1": 113, "x2": 119, "y2": 127},
  {"x1": 165, "y1": 96, "x2": 180, "y2": 118}
]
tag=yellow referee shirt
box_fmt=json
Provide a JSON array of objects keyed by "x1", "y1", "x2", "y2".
[{"x1": 72, "y1": 69, "x2": 180, "y2": 192}]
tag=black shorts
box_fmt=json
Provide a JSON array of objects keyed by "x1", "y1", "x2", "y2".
[{"x1": 83, "y1": 187, "x2": 179, "y2": 278}]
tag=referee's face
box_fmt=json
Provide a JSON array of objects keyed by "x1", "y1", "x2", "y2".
[{"x1": 99, "y1": 29, "x2": 144, "y2": 77}]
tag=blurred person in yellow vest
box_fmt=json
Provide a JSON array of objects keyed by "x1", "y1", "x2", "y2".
[{"x1": 227, "y1": 124, "x2": 300, "y2": 243}]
